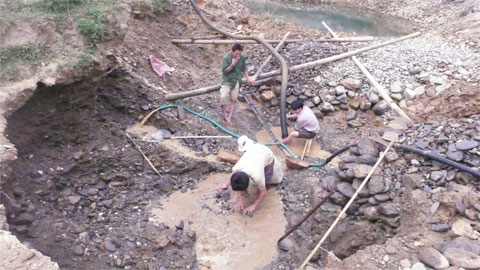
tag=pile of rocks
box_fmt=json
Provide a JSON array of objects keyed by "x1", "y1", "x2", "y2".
[
  {"x1": 319, "y1": 138, "x2": 401, "y2": 228},
  {"x1": 382, "y1": 115, "x2": 480, "y2": 192}
]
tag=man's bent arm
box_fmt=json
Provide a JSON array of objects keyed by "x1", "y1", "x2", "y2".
[{"x1": 244, "y1": 187, "x2": 267, "y2": 215}]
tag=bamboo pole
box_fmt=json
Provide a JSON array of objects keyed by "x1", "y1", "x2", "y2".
[
  {"x1": 321, "y1": 21, "x2": 412, "y2": 121},
  {"x1": 188, "y1": 0, "x2": 290, "y2": 139},
  {"x1": 126, "y1": 133, "x2": 162, "y2": 177},
  {"x1": 252, "y1": 32, "x2": 290, "y2": 81},
  {"x1": 299, "y1": 140, "x2": 395, "y2": 269},
  {"x1": 165, "y1": 32, "x2": 421, "y2": 101},
  {"x1": 170, "y1": 135, "x2": 232, "y2": 139},
  {"x1": 171, "y1": 37, "x2": 375, "y2": 44}
]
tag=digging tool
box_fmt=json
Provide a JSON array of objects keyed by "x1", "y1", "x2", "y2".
[{"x1": 277, "y1": 190, "x2": 334, "y2": 249}]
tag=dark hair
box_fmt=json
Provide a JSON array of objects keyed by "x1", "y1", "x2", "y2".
[
  {"x1": 230, "y1": 172, "x2": 249, "y2": 191},
  {"x1": 291, "y1": 99, "x2": 303, "y2": 110},
  {"x1": 232, "y1": 43, "x2": 244, "y2": 52}
]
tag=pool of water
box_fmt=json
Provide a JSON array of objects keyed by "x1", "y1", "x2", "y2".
[{"x1": 248, "y1": 1, "x2": 413, "y2": 36}]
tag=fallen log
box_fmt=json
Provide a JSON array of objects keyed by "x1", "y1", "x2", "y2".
[
  {"x1": 165, "y1": 32, "x2": 421, "y2": 101},
  {"x1": 322, "y1": 21, "x2": 412, "y2": 121},
  {"x1": 171, "y1": 36, "x2": 375, "y2": 44},
  {"x1": 188, "y1": 0, "x2": 290, "y2": 138}
]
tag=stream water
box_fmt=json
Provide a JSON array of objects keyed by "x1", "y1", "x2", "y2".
[{"x1": 248, "y1": 1, "x2": 412, "y2": 36}]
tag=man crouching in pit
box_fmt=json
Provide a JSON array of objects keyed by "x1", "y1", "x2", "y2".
[{"x1": 219, "y1": 135, "x2": 284, "y2": 215}]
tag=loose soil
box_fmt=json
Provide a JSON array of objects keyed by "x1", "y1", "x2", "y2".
[{"x1": 1, "y1": 0, "x2": 480, "y2": 269}]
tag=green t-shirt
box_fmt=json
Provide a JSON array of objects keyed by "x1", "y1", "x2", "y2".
[{"x1": 221, "y1": 53, "x2": 246, "y2": 88}]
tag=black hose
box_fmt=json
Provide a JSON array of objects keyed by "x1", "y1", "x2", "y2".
[
  {"x1": 397, "y1": 144, "x2": 480, "y2": 178},
  {"x1": 325, "y1": 143, "x2": 357, "y2": 164}
]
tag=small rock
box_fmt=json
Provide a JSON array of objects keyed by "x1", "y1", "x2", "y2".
[
  {"x1": 431, "y1": 224, "x2": 451, "y2": 232},
  {"x1": 364, "y1": 206, "x2": 379, "y2": 221},
  {"x1": 378, "y1": 203, "x2": 400, "y2": 217},
  {"x1": 337, "y1": 182, "x2": 355, "y2": 198},
  {"x1": 319, "y1": 102, "x2": 335, "y2": 112},
  {"x1": 104, "y1": 239, "x2": 116, "y2": 252},
  {"x1": 73, "y1": 244, "x2": 85, "y2": 256},
  {"x1": 404, "y1": 88, "x2": 417, "y2": 100},
  {"x1": 335, "y1": 86, "x2": 347, "y2": 95},
  {"x1": 278, "y1": 238, "x2": 294, "y2": 251},
  {"x1": 390, "y1": 81, "x2": 403, "y2": 93},
  {"x1": 452, "y1": 219, "x2": 478, "y2": 239},
  {"x1": 261, "y1": 91, "x2": 276, "y2": 101},
  {"x1": 419, "y1": 247, "x2": 449, "y2": 269},
  {"x1": 367, "y1": 92, "x2": 380, "y2": 104},
  {"x1": 346, "y1": 109, "x2": 357, "y2": 121},
  {"x1": 400, "y1": 259, "x2": 412, "y2": 268},
  {"x1": 431, "y1": 171, "x2": 447, "y2": 181},
  {"x1": 456, "y1": 202, "x2": 467, "y2": 215},
  {"x1": 68, "y1": 196, "x2": 82, "y2": 205},
  {"x1": 340, "y1": 78, "x2": 362, "y2": 90},
  {"x1": 431, "y1": 202, "x2": 440, "y2": 214},
  {"x1": 12, "y1": 213, "x2": 35, "y2": 225},
  {"x1": 455, "y1": 140, "x2": 479, "y2": 151},
  {"x1": 372, "y1": 100, "x2": 391, "y2": 115},
  {"x1": 385, "y1": 245, "x2": 397, "y2": 255},
  {"x1": 411, "y1": 262, "x2": 427, "y2": 270}
]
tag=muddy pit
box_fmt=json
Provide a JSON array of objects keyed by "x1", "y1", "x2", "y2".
[{"x1": 1, "y1": 70, "x2": 393, "y2": 270}]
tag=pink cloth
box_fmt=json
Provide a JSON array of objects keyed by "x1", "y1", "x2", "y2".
[{"x1": 149, "y1": 55, "x2": 174, "y2": 77}]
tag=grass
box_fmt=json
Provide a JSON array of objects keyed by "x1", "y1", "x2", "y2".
[
  {"x1": 77, "y1": 8, "x2": 109, "y2": 45},
  {"x1": 153, "y1": 0, "x2": 168, "y2": 13},
  {"x1": 0, "y1": 43, "x2": 51, "y2": 80}
]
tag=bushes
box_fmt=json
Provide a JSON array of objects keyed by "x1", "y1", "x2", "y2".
[
  {"x1": 35, "y1": 0, "x2": 82, "y2": 13},
  {"x1": 153, "y1": 0, "x2": 168, "y2": 13},
  {"x1": 77, "y1": 8, "x2": 108, "y2": 44}
]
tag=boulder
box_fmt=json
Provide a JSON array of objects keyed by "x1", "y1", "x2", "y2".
[
  {"x1": 443, "y1": 248, "x2": 480, "y2": 269},
  {"x1": 418, "y1": 247, "x2": 449, "y2": 269},
  {"x1": 357, "y1": 139, "x2": 379, "y2": 157},
  {"x1": 261, "y1": 90, "x2": 276, "y2": 101},
  {"x1": 442, "y1": 236, "x2": 480, "y2": 255}
]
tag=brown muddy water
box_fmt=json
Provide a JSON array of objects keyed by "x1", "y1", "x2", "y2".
[{"x1": 150, "y1": 173, "x2": 286, "y2": 270}]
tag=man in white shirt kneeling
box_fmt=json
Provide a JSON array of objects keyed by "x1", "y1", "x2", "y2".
[{"x1": 219, "y1": 135, "x2": 283, "y2": 215}]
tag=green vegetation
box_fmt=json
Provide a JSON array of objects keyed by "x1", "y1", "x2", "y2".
[
  {"x1": 77, "y1": 8, "x2": 109, "y2": 44},
  {"x1": 153, "y1": 0, "x2": 168, "y2": 13},
  {"x1": 33, "y1": 0, "x2": 83, "y2": 14},
  {"x1": 0, "y1": 43, "x2": 50, "y2": 78}
]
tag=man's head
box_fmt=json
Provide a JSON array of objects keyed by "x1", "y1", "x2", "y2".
[
  {"x1": 231, "y1": 43, "x2": 244, "y2": 58},
  {"x1": 291, "y1": 99, "x2": 304, "y2": 113},
  {"x1": 230, "y1": 171, "x2": 249, "y2": 191}
]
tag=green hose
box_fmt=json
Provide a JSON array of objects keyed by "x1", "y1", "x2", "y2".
[{"x1": 156, "y1": 104, "x2": 303, "y2": 158}]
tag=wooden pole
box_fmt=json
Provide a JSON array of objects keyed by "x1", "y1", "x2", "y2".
[
  {"x1": 252, "y1": 32, "x2": 290, "y2": 81},
  {"x1": 321, "y1": 21, "x2": 412, "y2": 121},
  {"x1": 299, "y1": 140, "x2": 395, "y2": 269},
  {"x1": 170, "y1": 135, "x2": 232, "y2": 139},
  {"x1": 126, "y1": 133, "x2": 163, "y2": 177},
  {"x1": 171, "y1": 37, "x2": 375, "y2": 44},
  {"x1": 165, "y1": 32, "x2": 421, "y2": 101}
]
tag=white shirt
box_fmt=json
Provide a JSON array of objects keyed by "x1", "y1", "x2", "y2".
[{"x1": 232, "y1": 144, "x2": 283, "y2": 189}]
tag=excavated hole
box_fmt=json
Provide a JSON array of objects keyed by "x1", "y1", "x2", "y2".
[{"x1": 1, "y1": 70, "x2": 397, "y2": 270}]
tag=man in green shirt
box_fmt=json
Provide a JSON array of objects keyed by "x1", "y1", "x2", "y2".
[{"x1": 220, "y1": 44, "x2": 254, "y2": 124}]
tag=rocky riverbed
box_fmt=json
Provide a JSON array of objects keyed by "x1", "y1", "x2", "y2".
[{"x1": 1, "y1": 0, "x2": 480, "y2": 269}]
